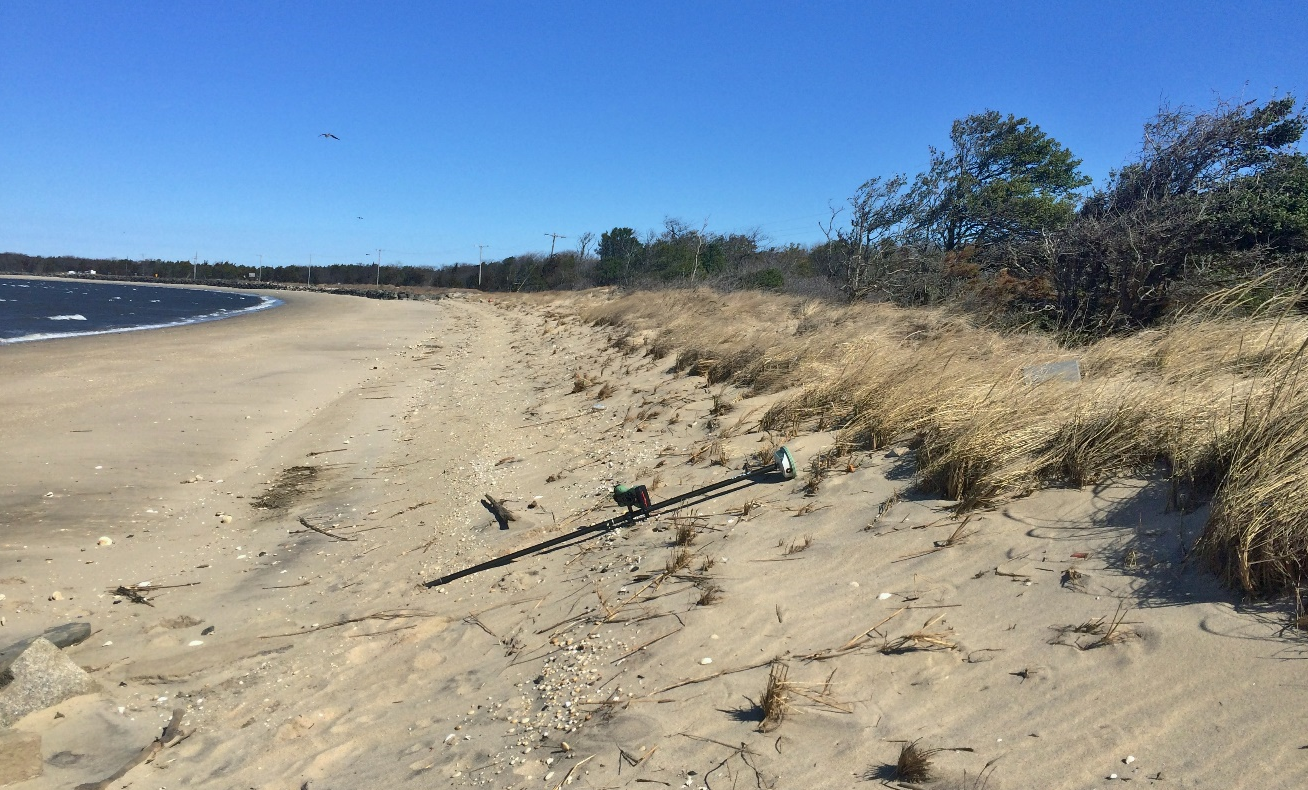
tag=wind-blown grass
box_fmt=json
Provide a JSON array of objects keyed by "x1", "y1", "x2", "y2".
[{"x1": 557, "y1": 282, "x2": 1308, "y2": 596}]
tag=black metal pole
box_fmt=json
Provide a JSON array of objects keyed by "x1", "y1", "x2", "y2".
[{"x1": 423, "y1": 460, "x2": 781, "y2": 588}]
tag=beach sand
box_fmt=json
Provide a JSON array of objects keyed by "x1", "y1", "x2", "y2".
[{"x1": 1, "y1": 290, "x2": 1305, "y2": 789}]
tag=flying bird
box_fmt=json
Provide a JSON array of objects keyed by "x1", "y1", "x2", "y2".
[{"x1": 319, "y1": 133, "x2": 340, "y2": 140}]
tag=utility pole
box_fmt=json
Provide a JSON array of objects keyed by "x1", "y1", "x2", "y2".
[
  {"x1": 544, "y1": 232, "x2": 567, "y2": 259},
  {"x1": 534, "y1": 232, "x2": 567, "y2": 291},
  {"x1": 376, "y1": 249, "x2": 383, "y2": 286},
  {"x1": 307, "y1": 254, "x2": 312, "y2": 285},
  {"x1": 477, "y1": 245, "x2": 489, "y2": 288},
  {"x1": 257, "y1": 254, "x2": 262, "y2": 281}
]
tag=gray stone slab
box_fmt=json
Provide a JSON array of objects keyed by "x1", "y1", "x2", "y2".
[
  {"x1": 1023, "y1": 358, "x2": 1081, "y2": 385},
  {"x1": 0, "y1": 638, "x2": 99, "y2": 728}
]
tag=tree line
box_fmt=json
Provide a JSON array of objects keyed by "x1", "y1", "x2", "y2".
[{"x1": 4, "y1": 95, "x2": 1304, "y2": 335}]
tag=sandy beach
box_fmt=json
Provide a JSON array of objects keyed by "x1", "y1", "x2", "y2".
[{"x1": 2, "y1": 289, "x2": 1306, "y2": 789}]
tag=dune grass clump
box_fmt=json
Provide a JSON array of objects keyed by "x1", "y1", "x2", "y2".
[
  {"x1": 674, "y1": 522, "x2": 698, "y2": 547},
  {"x1": 895, "y1": 740, "x2": 937, "y2": 783},
  {"x1": 565, "y1": 283, "x2": 1308, "y2": 597},
  {"x1": 665, "y1": 547, "x2": 694, "y2": 575},
  {"x1": 1199, "y1": 387, "x2": 1308, "y2": 594},
  {"x1": 695, "y1": 582, "x2": 724, "y2": 607},
  {"x1": 758, "y1": 660, "x2": 792, "y2": 732}
]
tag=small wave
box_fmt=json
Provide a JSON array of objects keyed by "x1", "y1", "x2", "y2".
[{"x1": 48, "y1": 314, "x2": 88, "y2": 321}]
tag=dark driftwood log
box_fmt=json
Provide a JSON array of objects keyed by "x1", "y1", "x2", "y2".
[
  {"x1": 75, "y1": 708, "x2": 185, "y2": 790},
  {"x1": 480, "y1": 494, "x2": 517, "y2": 529}
]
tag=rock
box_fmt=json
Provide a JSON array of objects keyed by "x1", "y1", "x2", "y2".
[
  {"x1": 0, "y1": 729, "x2": 42, "y2": 785},
  {"x1": 0, "y1": 638, "x2": 99, "y2": 728},
  {"x1": 40, "y1": 623, "x2": 91, "y2": 650}
]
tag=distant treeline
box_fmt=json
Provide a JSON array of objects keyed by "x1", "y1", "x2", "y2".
[
  {"x1": 5, "y1": 95, "x2": 1305, "y2": 335},
  {"x1": 0, "y1": 253, "x2": 469, "y2": 290}
]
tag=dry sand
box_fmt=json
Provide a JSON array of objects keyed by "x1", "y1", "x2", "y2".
[{"x1": 1, "y1": 288, "x2": 1305, "y2": 789}]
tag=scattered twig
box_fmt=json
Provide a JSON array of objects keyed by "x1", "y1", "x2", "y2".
[
  {"x1": 550, "y1": 754, "x2": 594, "y2": 790},
  {"x1": 651, "y1": 657, "x2": 780, "y2": 695},
  {"x1": 260, "y1": 609, "x2": 439, "y2": 639},
  {"x1": 296, "y1": 516, "x2": 357, "y2": 542},
  {"x1": 613, "y1": 627, "x2": 684, "y2": 662}
]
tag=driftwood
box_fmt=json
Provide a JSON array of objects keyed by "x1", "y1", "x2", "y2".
[
  {"x1": 75, "y1": 708, "x2": 186, "y2": 790},
  {"x1": 481, "y1": 494, "x2": 517, "y2": 529},
  {"x1": 111, "y1": 586, "x2": 154, "y2": 607}
]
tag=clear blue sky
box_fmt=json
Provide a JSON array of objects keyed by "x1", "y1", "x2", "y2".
[{"x1": 2, "y1": 2, "x2": 1305, "y2": 268}]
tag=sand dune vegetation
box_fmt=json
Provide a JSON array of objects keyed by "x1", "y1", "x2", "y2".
[{"x1": 576, "y1": 280, "x2": 1308, "y2": 596}]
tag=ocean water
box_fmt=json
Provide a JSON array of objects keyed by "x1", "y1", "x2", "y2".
[{"x1": 0, "y1": 277, "x2": 280, "y2": 343}]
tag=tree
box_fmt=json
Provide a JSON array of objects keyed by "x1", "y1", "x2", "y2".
[
  {"x1": 575, "y1": 232, "x2": 595, "y2": 262},
  {"x1": 596, "y1": 227, "x2": 643, "y2": 284},
  {"x1": 1043, "y1": 96, "x2": 1308, "y2": 330},
  {"x1": 819, "y1": 175, "x2": 915, "y2": 300},
  {"x1": 915, "y1": 111, "x2": 1090, "y2": 253}
]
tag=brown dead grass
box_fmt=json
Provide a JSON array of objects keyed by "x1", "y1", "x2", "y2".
[{"x1": 558, "y1": 282, "x2": 1308, "y2": 596}]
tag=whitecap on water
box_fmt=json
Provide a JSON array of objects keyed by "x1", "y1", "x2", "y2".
[{"x1": 48, "y1": 314, "x2": 88, "y2": 321}]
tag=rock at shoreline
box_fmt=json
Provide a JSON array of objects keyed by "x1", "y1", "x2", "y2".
[
  {"x1": 0, "y1": 729, "x2": 42, "y2": 785},
  {"x1": 0, "y1": 638, "x2": 99, "y2": 728},
  {"x1": 0, "y1": 622, "x2": 93, "y2": 674}
]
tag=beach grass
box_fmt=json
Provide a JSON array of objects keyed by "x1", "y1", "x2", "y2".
[{"x1": 574, "y1": 284, "x2": 1308, "y2": 596}]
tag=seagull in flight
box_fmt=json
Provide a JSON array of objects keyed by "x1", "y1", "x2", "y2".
[{"x1": 319, "y1": 133, "x2": 340, "y2": 140}]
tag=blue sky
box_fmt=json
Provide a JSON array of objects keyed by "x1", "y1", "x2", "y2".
[{"x1": 2, "y1": 2, "x2": 1305, "y2": 268}]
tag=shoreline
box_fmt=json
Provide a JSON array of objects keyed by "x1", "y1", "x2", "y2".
[{"x1": 0, "y1": 274, "x2": 283, "y2": 345}]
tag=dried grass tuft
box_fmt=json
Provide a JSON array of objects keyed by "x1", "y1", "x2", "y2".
[
  {"x1": 783, "y1": 534, "x2": 815, "y2": 555},
  {"x1": 881, "y1": 615, "x2": 957, "y2": 654},
  {"x1": 757, "y1": 661, "x2": 792, "y2": 732},
  {"x1": 571, "y1": 371, "x2": 594, "y2": 393},
  {"x1": 695, "y1": 582, "x2": 724, "y2": 607},
  {"x1": 1051, "y1": 602, "x2": 1138, "y2": 649},
  {"x1": 895, "y1": 740, "x2": 938, "y2": 783},
  {"x1": 674, "y1": 522, "x2": 698, "y2": 547},
  {"x1": 689, "y1": 439, "x2": 729, "y2": 467},
  {"x1": 665, "y1": 547, "x2": 693, "y2": 575}
]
